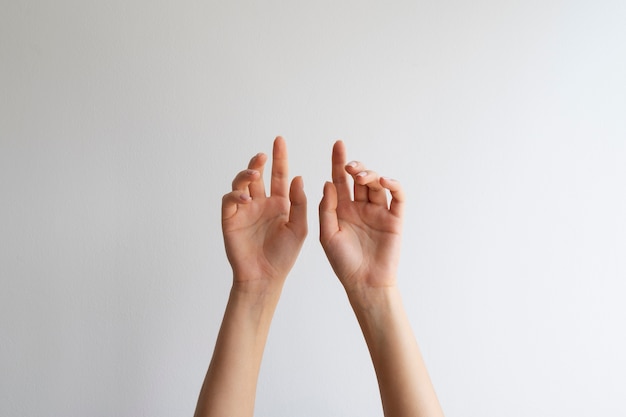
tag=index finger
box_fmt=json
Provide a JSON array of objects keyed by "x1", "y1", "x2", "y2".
[
  {"x1": 270, "y1": 136, "x2": 289, "y2": 198},
  {"x1": 331, "y1": 140, "x2": 352, "y2": 202}
]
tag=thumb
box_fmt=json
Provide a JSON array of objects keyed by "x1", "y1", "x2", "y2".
[
  {"x1": 319, "y1": 181, "x2": 339, "y2": 244},
  {"x1": 288, "y1": 176, "x2": 307, "y2": 237}
]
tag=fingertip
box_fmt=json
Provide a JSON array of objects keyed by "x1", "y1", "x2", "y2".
[
  {"x1": 273, "y1": 136, "x2": 287, "y2": 154},
  {"x1": 248, "y1": 152, "x2": 267, "y2": 169},
  {"x1": 292, "y1": 175, "x2": 304, "y2": 188},
  {"x1": 289, "y1": 176, "x2": 307, "y2": 203},
  {"x1": 321, "y1": 181, "x2": 338, "y2": 208},
  {"x1": 380, "y1": 176, "x2": 402, "y2": 191},
  {"x1": 381, "y1": 177, "x2": 406, "y2": 216},
  {"x1": 222, "y1": 191, "x2": 250, "y2": 220},
  {"x1": 332, "y1": 140, "x2": 346, "y2": 157},
  {"x1": 322, "y1": 180, "x2": 335, "y2": 195},
  {"x1": 352, "y1": 170, "x2": 382, "y2": 190}
]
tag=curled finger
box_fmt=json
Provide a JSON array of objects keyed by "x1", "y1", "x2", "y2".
[
  {"x1": 345, "y1": 161, "x2": 368, "y2": 202},
  {"x1": 231, "y1": 169, "x2": 260, "y2": 193},
  {"x1": 380, "y1": 177, "x2": 405, "y2": 217},
  {"x1": 247, "y1": 152, "x2": 268, "y2": 198},
  {"x1": 353, "y1": 169, "x2": 387, "y2": 206},
  {"x1": 222, "y1": 190, "x2": 253, "y2": 220}
]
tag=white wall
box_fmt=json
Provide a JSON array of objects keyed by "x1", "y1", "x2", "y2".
[{"x1": 2, "y1": 1, "x2": 625, "y2": 416}]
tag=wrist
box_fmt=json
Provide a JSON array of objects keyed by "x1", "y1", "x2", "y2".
[
  {"x1": 345, "y1": 284, "x2": 402, "y2": 313},
  {"x1": 231, "y1": 278, "x2": 284, "y2": 303},
  {"x1": 346, "y1": 285, "x2": 410, "y2": 353},
  {"x1": 226, "y1": 281, "x2": 283, "y2": 328}
]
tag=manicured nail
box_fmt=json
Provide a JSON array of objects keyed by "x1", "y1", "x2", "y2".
[
  {"x1": 347, "y1": 161, "x2": 358, "y2": 167},
  {"x1": 356, "y1": 171, "x2": 367, "y2": 177}
]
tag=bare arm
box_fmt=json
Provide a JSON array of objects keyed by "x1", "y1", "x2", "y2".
[
  {"x1": 348, "y1": 287, "x2": 444, "y2": 417},
  {"x1": 319, "y1": 140, "x2": 444, "y2": 417},
  {"x1": 194, "y1": 137, "x2": 307, "y2": 417}
]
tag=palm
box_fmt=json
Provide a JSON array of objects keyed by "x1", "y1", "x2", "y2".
[
  {"x1": 223, "y1": 195, "x2": 301, "y2": 282},
  {"x1": 319, "y1": 141, "x2": 405, "y2": 292},
  {"x1": 326, "y1": 200, "x2": 402, "y2": 289},
  {"x1": 221, "y1": 137, "x2": 307, "y2": 288}
]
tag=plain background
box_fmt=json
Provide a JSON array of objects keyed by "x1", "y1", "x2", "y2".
[{"x1": 1, "y1": 1, "x2": 625, "y2": 416}]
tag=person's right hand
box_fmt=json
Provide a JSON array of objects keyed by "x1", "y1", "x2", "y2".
[{"x1": 319, "y1": 141, "x2": 405, "y2": 293}]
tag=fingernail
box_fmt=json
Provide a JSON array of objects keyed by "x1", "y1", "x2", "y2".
[
  {"x1": 246, "y1": 169, "x2": 258, "y2": 175},
  {"x1": 381, "y1": 176, "x2": 394, "y2": 181},
  {"x1": 240, "y1": 194, "x2": 251, "y2": 201},
  {"x1": 347, "y1": 161, "x2": 358, "y2": 167},
  {"x1": 356, "y1": 171, "x2": 367, "y2": 177}
]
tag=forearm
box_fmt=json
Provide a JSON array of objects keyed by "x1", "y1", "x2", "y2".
[
  {"x1": 194, "y1": 282, "x2": 282, "y2": 417},
  {"x1": 348, "y1": 286, "x2": 444, "y2": 417}
]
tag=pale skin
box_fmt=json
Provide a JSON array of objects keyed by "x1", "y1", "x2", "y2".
[{"x1": 194, "y1": 137, "x2": 444, "y2": 417}]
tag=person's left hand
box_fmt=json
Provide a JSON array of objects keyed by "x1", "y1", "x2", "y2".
[{"x1": 221, "y1": 136, "x2": 307, "y2": 293}]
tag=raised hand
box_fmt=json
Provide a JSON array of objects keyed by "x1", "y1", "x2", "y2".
[
  {"x1": 195, "y1": 137, "x2": 307, "y2": 417},
  {"x1": 319, "y1": 141, "x2": 444, "y2": 417},
  {"x1": 319, "y1": 140, "x2": 405, "y2": 292},
  {"x1": 222, "y1": 136, "x2": 307, "y2": 291}
]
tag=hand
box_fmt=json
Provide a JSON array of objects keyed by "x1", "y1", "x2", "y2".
[
  {"x1": 222, "y1": 136, "x2": 307, "y2": 292},
  {"x1": 319, "y1": 141, "x2": 405, "y2": 292}
]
